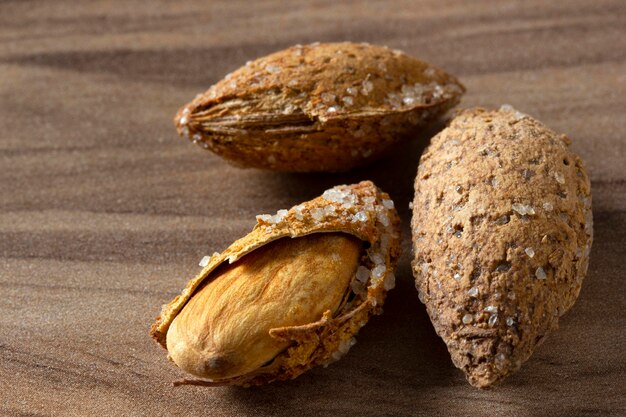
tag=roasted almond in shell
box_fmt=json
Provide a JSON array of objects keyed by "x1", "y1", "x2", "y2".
[
  {"x1": 411, "y1": 107, "x2": 592, "y2": 388},
  {"x1": 175, "y1": 42, "x2": 464, "y2": 172},
  {"x1": 151, "y1": 181, "x2": 401, "y2": 386}
]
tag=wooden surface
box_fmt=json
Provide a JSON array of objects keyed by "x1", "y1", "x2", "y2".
[{"x1": 1, "y1": 1, "x2": 625, "y2": 416}]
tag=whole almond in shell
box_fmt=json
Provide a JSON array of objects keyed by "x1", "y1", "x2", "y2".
[
  {"x1": 411, "y1": 107, "x2": 593, "y2": 388},
  {"x1": 175, "y1": 42, "x2": 465, "y2": 172},
  {"x1": 151, "y1": 181, "x2": 401, "y2": 386}
]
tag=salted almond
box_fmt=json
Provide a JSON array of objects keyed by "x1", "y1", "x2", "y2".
[
  {"x1": 151, "y1": 181, "x2": 401, "y2": 386},
  {"x1": 411, "y1": 107, "x2": 593, "y2": 388},
  {"x1": 174, "y1": 42, "x2": 464, "y2": 172}
]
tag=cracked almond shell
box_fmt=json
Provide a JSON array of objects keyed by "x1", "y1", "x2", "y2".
[
  {"x1": 150, "y1": 181, "x2": 401, "y2": 386},
  {"x1": 411, "y1": 107, "x2": 593, "y2": 388},
  {"x1": 174, "y1": 42, "x2": 465, "y2": 172}
]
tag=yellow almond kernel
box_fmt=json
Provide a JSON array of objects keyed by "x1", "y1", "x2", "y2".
[{"x1": 166, "y1": 233, "x2": 361, "y2": 380}]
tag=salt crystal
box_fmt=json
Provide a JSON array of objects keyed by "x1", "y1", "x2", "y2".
[
  {"x1": 499, "y1": 104, "x2": 527, "y2": 120},
  {"x1": 462, "y1": 314, "x2": 473, "y2": 324},
  {"x1": 352, "y1": 211, "x2": 368, "y2": 223},
  {"x1": 256, "y1": 214, "x2": 273, "y2": 223},
  {"x1": 310, "y1": 208, "x2": 325, "y2": 221},
  {"x1": 266, "y1": 65, "x2": 281, "y2": 74},
  {"x1": 554, "y1": 172, "x2": 566, "y2": 184},
  {"x1": 485, "y1": 305, "x2": 498, "y2": 314},
  {"x1": 468, "y1": 287, "x2": 479, "y2": 297},
  {"x1": 525, "y1": 247, "x2": 535, "y2": 258},
  {"x1": 346, "y1": 87, "x2": 358, "y2": 96},
  {"x1": 361, "y1": 79, "x2": 374, "y2": 95},
  {"x1": 488, "y1": 314, "x2": 498, "y2": 326},
  {"x1": 543, "y1": 202, "x2": 553, "y2": 212},
  {"x1": 369, "y1": 252, "x2": 385, "y2": 265},
  {"x1": 356, "y1": 266, "x2": 370, "y2": 283},
  {"x1": 511, "y1": 203, "x2": 526, "y2": 215},
  {"x1": 274, "y1": 209, "x2": 288, "y2": 223},
  {"x1": 453, "y1": 272, "x2": 462, "y2": 281},
  {"x1": 322, "y1": 188, "x2": 344, "y2": 203},
  {"x1": 512, "y1": 202, "x2": 535, "y2": 216},
  {"x1": 327, "y1": 106, "x2": 337, "y2": 113},
  {"x1": 199, "y1": 256, "x2": 211, "y2": 267},
  {"x1": 372, "y1": 265, "x2": 386, "y2": 279},
  {"x1": 432, "y1": 84, "x2": 444, "y2": 98},
  {"x1": 293, "y1": 205, "x2": 305, "y2": 221},
  {"x1": 377, "y1": 211, "x2": 390, "y2": 227},
  {"x1": 535, "y1": 266, "x2": 547, "y2": 280},
  {"x1": 342, "y1": 96, "x2": 354, "y2": 106},
  {"x1": 382, "y1": 199, "x2": 395, "y2": 209},
  {"x1": 506, "y1": 317, "x2": 515, "y2": 327}
]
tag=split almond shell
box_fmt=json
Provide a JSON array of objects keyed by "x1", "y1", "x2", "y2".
[{"x1": 151, "y1": 180, "x2": 401, "y2": 386}]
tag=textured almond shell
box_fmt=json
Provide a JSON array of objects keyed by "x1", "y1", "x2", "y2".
[
  {"x1": 175, "y1": 42, "x2": 465, "y2": 172},
  {"x1": 411, "y1": 107, "x2": 593, "y2": 388},
  {"x1": 151, "y1": 180, "x2": 401, "y2": 386}
]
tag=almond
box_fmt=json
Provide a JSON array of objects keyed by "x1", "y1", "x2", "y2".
[
  {"x1": 411, "y1": 107, "x2": 593, "y2": 388},
  {"x1": 175, "y1": 42, "x2": 464, "y2": 172},
  {"x1": 166, "y1": 233, "x2": 361, "y2": 381},
  {"x1": 151, "y1": 181, "x2": 402, "y2": 386}
]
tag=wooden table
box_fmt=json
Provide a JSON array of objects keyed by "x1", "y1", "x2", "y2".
[{"x1": 1, "y1": 1, "x2": 624, "y2": 415}]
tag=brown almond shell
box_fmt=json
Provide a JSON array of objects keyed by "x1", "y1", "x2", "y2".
[
  {"x1": 411, "y1": 107, "x2": 593, "y2": 388},
  {"x1": 175, "y1": 42, "x2": 465, "y2": 172},
  {"x1": 150, "y1": 180, "x2": 401, "y2": 386}
]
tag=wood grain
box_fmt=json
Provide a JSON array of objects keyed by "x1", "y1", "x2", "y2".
[{"x1": 1, "y1": 1, "x2": 624, "y2": 416}]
